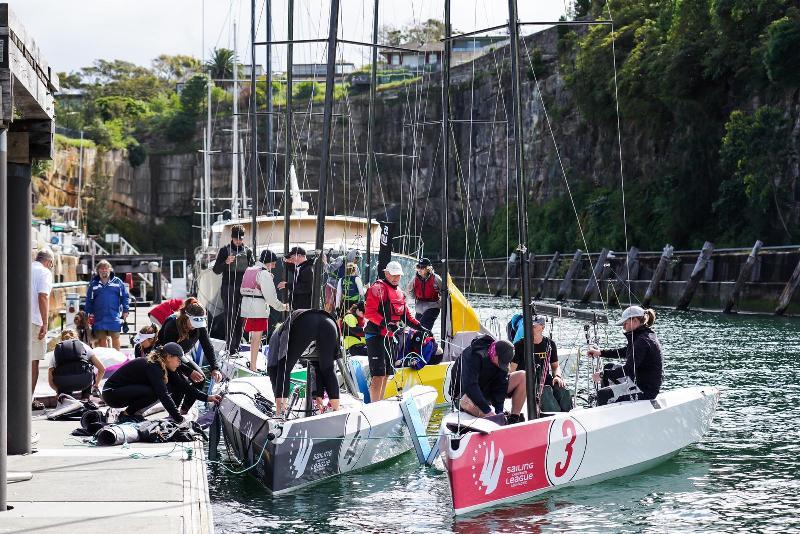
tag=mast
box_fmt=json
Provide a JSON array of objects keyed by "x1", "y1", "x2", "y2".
[
  {"x1": 310, "y1": 0, "x2": 341, "y2": 308},
  {"x1": 232, "y1": 19, "x2": 240, "y2": 219},
  {"x1": 265, "y1": 0, "x2": 274, "y2": 214},
  {"x1": 283, "y1": 0, "x2": 294, "y2": 259},
  {"x1": 439, "y1": 0, "x2": 451, "y2": 341},
  {"x1": 507, "y1": 0, "x2": 539, "y2": 420},
  {"x1": 249, "y1": 0, "x2": 258, "y2": 252},
  {"x1": 364, "y1": 0, "x2": 379, "y2": 283}
]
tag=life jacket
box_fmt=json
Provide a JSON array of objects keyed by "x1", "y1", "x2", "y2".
[
  {"x1": 240, "y1": 265, "x2": 263, "y2": 296},
  {"x1": 413, "y1": 274, "x2": 439, "y2": 302},
  {"x1": 365, "y1": 279, "x2": 409, "y2": 330},
  {"x1": 342, "y1": 313, "x2": 366, "y2": 350},
  {"x1": 340, "y1": 275, "x2": 361, "y2": 303},
  {"x1": 53, "y1": 340, "x2": 92, "y2": 377}
]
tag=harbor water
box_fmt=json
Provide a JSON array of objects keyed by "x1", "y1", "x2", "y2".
[{"x1": 209, "y1": 296, "x2": 800, "y2": 533}]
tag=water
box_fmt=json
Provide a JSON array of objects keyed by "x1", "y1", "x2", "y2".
[{"x1": 210, "y1": 296, "x2": 800, "y2": 533}]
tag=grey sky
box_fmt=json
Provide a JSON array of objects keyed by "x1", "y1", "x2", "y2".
[{"x1": 14, "y1": 0, "x2": 568, "y2": 75}]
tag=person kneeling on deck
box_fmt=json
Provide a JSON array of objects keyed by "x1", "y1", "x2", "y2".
[
  {"x1": 102, "y1": 342, "x2": 221, "y2": 424},
  {"x1": 133, "y1": 324, "x2": 158, "y2": 359},
  {"x1": 508, "y1": 314, "x2": 572, "y2": 412},
  {"x1": 449, "y1": 336, "x2": 526, "y2": 424},
  {"x1": 588, "y1": 306, "x2": 663, "y2": 405},
  {"x1": 342, "y1": 302, "x2": 368, "y2": 357},
  {"x1": 48, "y1": 329, "x2": 105, "y2": 401}
]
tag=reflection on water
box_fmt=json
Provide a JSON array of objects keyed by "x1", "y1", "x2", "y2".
[{"x1": 210, "y1": 297, "x2": 800, "y2": 533}]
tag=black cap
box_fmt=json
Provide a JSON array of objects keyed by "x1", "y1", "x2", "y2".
[
  {"x1": 163, "y1": 342, "x2": 184, "y2": 358},
  {"x1": 231, "y1": 227, "x2": 245, "y2": 238},
  {"x1": 493, "y1": 340, "x2": 515, "y2": 372},
  {"x1": 260, "y1": 249, "x2": 278, "y2": 264},
  {"x1": 285, "y1": 246, "x2": 306, "y2": 258},
  {"x1": 417, "y1": 257, "x2": 432, "y2": 268}
]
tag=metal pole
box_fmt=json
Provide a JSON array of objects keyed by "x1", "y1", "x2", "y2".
[
  {"x1": 507, "y1": 0, "x2": 539, "y2": 420},
  {"x1": 0, "y1": 129, "x2": 8, "y2": 511},
  {"x1": 439, "y1": 0, "x2": 451, "y2": 342},
  {"x1": 232, "y1": 20, "x2": 240, "y2": 219},
  {"x1": 283, "y1": 0, "x2": 294, "y2": 260},
  {"x1": 265, "y1": 0, "x2": 274, "y2": 214},
  {"x1": 311, "y1": 0, "x2": 341, "y2": 308},
  {"x1": 7, "y1": 161, "x2": 32, "y2": 453},
  {"x1": 364, "y1": 0, "x2": 379, "y2": 283},
  {"x1": 77, "y1": 130, "x2": 84, "y2": 230},
  {"x1": 250, "y1": 0, "x2": 258, "y2": 253}
]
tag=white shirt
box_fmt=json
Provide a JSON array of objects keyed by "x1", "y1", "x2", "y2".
[{"x1": 31, "y1": 260, "x2": 53, "y2": 326}]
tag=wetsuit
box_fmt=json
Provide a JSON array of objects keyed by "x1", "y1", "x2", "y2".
[
  {"x1": 284, "y1": 259, "x2": 315, "y2": 310},
  {"x1": 157, "y1": 315, "x2": 218, "y2": 373},
  {"x1": 212, "y1": 241, "x2": 254, "y2": 353},
  {"x1": 598, "y1": 325, "x2": 663, "y2": 404}
]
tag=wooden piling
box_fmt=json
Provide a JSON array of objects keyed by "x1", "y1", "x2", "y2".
[
  {"x1": 556, "y1": 249, "x2": 582, "y2": 301},
  {"x1": 775, "y1": 252, "x2": 800, "y2": 315},
  {"x1": 534, "y1": 251, "x2": 561, "y2": 299},
  {"x1": 643, "y1": 245, "x2": 673, "y2": 306},
  {"x1": 612, "y1": 247, "x2": 640, "y2": 303},
  {"x1": 676, "y1": 241, "x2": 714, "y2": 311},
  {"x1": 581, "y1": 248, "x2": 610, "y2": 303},
  {"x1": 723, "y1": 240, "x2": 763, "y2": 313}
]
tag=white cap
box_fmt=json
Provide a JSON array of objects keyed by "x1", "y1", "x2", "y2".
[
  {"x1": 132, "y1": 332, "x2": 156, "y2": 345},
  {"x1": 384, "y1": 261, "x2": 403, "y2": 276},
  {"x1": 615, "y1": 305, "x2": 645, "y2": 326},
  {"x1": 188, "y1": 315, "x2": 208, "y2": 329}
]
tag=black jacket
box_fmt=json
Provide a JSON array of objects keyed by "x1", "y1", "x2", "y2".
[
  {"x1": 284, "y1": 259, "x2": 315, "y2": 310},
  {"x1": 212, "y1": 241, "x2": 254, "y2": 287},
  {"x1": 157, "y1": 315, "x2": 218, "y2": 372},
  {"x1": 601, "y1": 326, "x2": 663, "y2": 400},
  {"x1": 450, "y1": 335, "x2": 508, "y2": 414},
  {"x1": 104, "y1": 357, "x2": 208, "y2": 422}
]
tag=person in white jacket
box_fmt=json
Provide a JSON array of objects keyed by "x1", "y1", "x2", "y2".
[{"x1": 240, "y1": 249, "x2": 287, "y2": 371}]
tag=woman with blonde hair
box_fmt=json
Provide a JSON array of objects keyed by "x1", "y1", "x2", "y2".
[
  {"x1": 48, "y1": 329, "x2": 105, "y2": 400},
  {"x1": 157, "y1": 297, "x2": 222, "y2": 384},
  {"x1": 335, "y1": 262, "x2": 365, "y2": 316}
]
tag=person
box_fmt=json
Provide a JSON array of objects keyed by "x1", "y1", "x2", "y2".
[
  {"x1": 133, "y1": 324, "x2": 159, "y2": 359},
  {"x1": 157, "y1": 298, "x2": 223, "y2": 385},
  {"x1": 406, "y1": 257, "x2": 442, "y2": 331},
  {"x1": 267, "y1": 310, "x2": 341, "y2": 415},
  {"x1": 148, "y1": 298, "x2": 184, "y2": 328},
  {"x1": 85, "y1": 259, "x2": 129, "y2": 350},
  {"x1": 449, "y1": 335, "x2": 526, "y2": 423},
  {"x1": 342, "y1": 302, "x2": 368, "y2": 356},
  {"x1": 364, "y1": 261, "x2": 423, "y2": 402},
  {"x1": 74, "y1": 310, "x2": 93, "y2": 347},
  {"x1": 588, "y1": 306, "x2": 663, "y2": 405},
  {"x1": 102, "y1": 342, "x2": 221, "y2": 424},
  {"x1": 48, "y1": 329, "x2": 105, "y2": 400},
  {"x1": 278, "y1": 246, "x2": 314, "y2": 310},
  {"x1": 211, "y1": 224, "x2": 254, "y2": 354},
  {"x1": 323, "y1": 251, "x2": 343, "y2": 313},
  {"x1": 508, "y1": 315, "x2": 572, "y2": 412},
  {"x1": 31, "y1": 248, "x2": 54, "y2": 409},
  {"x1": 240, "y1": 249, "x2": 287, "y2": 371},
  {"x1": 336, "y1": 262, "x2": 366, "y2": 316}
]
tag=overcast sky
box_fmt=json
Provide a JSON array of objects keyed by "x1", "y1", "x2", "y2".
[{"x1": 14, "y1": 0, "x2": 569, "y2": 75}]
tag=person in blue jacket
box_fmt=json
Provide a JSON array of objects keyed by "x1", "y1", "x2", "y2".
[{"x1": 85, "y1": 259, "x2": 129, "y2": 350}]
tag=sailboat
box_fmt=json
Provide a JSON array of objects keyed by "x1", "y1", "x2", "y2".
[{"x1": 432, "y1": 0, "x2": 719, "y2": 516}]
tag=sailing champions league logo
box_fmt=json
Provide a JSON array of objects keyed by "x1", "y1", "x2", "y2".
[
  {"x1": 473, "y1": 442, "x2": 504, "y2": 495},
  {"x1": 289, "y1": 429, "x2": 314, "y2": 479}
]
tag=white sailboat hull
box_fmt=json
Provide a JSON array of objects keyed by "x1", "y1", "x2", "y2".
[{"x1": 440, "y1": 386, "x2": 719, "y2": 515}]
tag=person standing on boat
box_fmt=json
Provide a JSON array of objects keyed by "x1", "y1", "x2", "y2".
[
  {"x1": 407, "y1": 258, "x2": 442, "y2": 331},
  {"x1": 212, "y1": 224, "x2": 254, "y2": 354},
  {"x1": 588, "y1": 306, "x2": 663, "y2": 405},
  {"x1": 449, "y1": 335, "x2": 526, "y2": 423},
  {"x1": 30, "y1": 248, "x2": 54, "y2": 409},
  {"x1": 364, "y1": 261, "x2": 423, "y2": 402},
  {"x1": 342, "y1": 302, "x2": 368, "y2": 356},
  {"x1": 508, "y1": 315, "x2": 572, "y2": 412},
  {"x1": 278, "y1": 246, "x2": 314, "y2": 310},
  {"x1": 240, "y1": 249, "x2": 288, "y2": 371},
  {"x1": 336, "y1": 262, "x2": 366, "y2": 316},
  {"x1": 85, "y1": 260, "x2": 129, "y2": 350},
  {"x1": 48, "y1": 329, "x2": 105, "y2": 400}
]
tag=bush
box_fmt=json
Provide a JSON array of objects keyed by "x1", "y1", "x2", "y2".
[
  {"x1": 127, "y1": 142, "x2": 148, "y2": 167},
  {"x1": 294, "y1": 81, "x2": 321, "y2": 100},
  {"x1": 763, "y1": 10, "x2": 800, "y2": 86}
]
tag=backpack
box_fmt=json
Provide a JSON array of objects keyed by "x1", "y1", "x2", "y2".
[
  {"x1": 53, "y1": 340, "x2": 92, "y2": 377},
  {"x1": 393, "y1": 327, "x2": 438, "y2": 370}
]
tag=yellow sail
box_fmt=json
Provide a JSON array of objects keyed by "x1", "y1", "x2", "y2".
[{"x1": 447, "y1": 274, "x2": 481, "y2": 335}]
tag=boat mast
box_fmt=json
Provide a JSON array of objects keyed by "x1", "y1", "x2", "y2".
[
  {"x1": 439, "y1": 0, "x2": 451, "y2": 342},
  {"x1": 249, "y1": 0, "x2": 258, "y2": 253},
  {"x1": 507, "y1": 0, "x2": 539, "y2": 420},
  {"x1": 311, "y1": 0, "x2": 341, "y2": 308},
  {"x1": 283, "y1": 0, "x2": 294, "y2": 260},
  {"x1": 265, "y1": 0, "x2": 274, "y2": 214},
  {"x1": 232, "y1": 19, "x2": 240, "y2": 219},
  {"x1": 364, "y1": 0, "x2": 379, "y2": 283}
]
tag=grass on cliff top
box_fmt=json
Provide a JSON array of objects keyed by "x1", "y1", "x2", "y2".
[
  {"x1": 376, "y1": 76, "x2": 422, "y2": 92},
  {"x1": 55, "y1": 133, "x2": 96, "y2": 149}
]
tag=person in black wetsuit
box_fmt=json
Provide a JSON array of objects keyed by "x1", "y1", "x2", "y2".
[
  {"x1": 102, "y1": 343, "x2": 221, "y2": 424},
  {"x1": 267, "y1": 310, "x2": 341, "y2": 415},
  {"x1": 157, "y1": 297, "x2": 222, "y2": 385},
  {"x1": 277, "y1": 247, "x2": 314, "y2": 310},
  {"x1": 133, "y1": 324, "x2": 158, "y2": 359},
  {"x1": 588, "y1": 306, "x2": 663, "y2": 405},
  {"x1": 212, "y1": 224, "x2": 254, "y2": 353}
]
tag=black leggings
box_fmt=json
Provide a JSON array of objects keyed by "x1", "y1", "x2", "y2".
[
  {"x1": 103, "y1": 385, "x2": 158, "y2": 415},
  {"x1": 53, "y1": 372, "x2": 93, "y2": 397}
]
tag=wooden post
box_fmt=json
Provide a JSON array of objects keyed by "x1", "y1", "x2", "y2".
[
  {"x1": 775, "y1": 251, "x2": 800, "y2": 315},
  {"x1": 723, "y1": 240, "x2": 762, "y2": 313},
  {"x1": 643, "y1": 245, "x2": 673, "y2": 306},
  {"x1": 612, "y1": 247, "x2": 640, "y2": 302},
  {"x1": 676, "y1": 241, "x2": 714, "y2": 311},
  {"x1": 556, "y1": 249, "x2": 582, "y2": 301},
  {"x1": 534, "y1": 251, "x2": 561, "y2": 299},
  {"x1": 581, "y1": 248, "x2": 610, "y2": 303}
]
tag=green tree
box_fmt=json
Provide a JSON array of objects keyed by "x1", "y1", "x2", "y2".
[
  {"x1": 205, "y1": 48, "x2": 235, "y2": 83},
  {"x1": 762, "y1": 9, "x2": 800, "y2": 86},
  {"x1": 152, "y1": 54, "x2": 201, "y2": 81},
  {"x1": 81, "y1": 59, "x2": 166, "y2": 100}
]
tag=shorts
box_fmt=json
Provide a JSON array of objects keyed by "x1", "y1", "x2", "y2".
[
  {"x1": 94, "y1": 330, "x2": 121, "y2": 339},
  {"x1": 366, "y1": 335, "x2": 395, "y2": 377},
  {"x1": 244, "y1": 318, "x2": 268, "y2": 333},
  {"x1": 31, "y1": 324, "x2": 47, "y2": 361}
]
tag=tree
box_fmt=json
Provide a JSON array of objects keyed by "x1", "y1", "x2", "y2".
[
  {"x1": 763, "y1": 9, "x2": 800, "y2": 86},
  {"x1": 378, "y1": 19, "x2": 448, "y2": 46},
  {"x1": 205, "y1": 48, "x2": 235, "y2": 83},
  {"x1": 81, "y1": 59, "x2": 166, "y2": 100},
  {"x1": 152, "y1": 54, "x2": 202, "y2": 82},
  {"x1": 378, "y1": 24, "x2": 404, "y2": 45}
]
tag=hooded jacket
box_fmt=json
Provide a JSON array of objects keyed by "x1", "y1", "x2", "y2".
[
  {"x1": 449, "y1": 335, "x2": 508, "y2": 415},
  {"x1": 601, "y1": 326, "x2": 663, "y2": 400},
  {"x1": 212, "y1": 241, "x2": 254, "y2": 287},
  {"x1": 284, "y1": 258, "x2": 314, "y2": 310},
  {"x1": 85, "y1": 272, "x2": 129, "y2": 331}
]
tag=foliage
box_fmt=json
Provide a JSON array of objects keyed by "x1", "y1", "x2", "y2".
[
  {"x1": 205, "y1": 48, "x2": 235, "y2": 82},
  {"x1": 294, "y1": 81, "x2": 322, "y2": 100},
  {"x1": 376, "y1": 76, "x2": 421, "y2": 92},
  {"x1": 127, "y1": 141, "x2": 147, "y2": 167},
  {"x1": 54, "y1": 133, "x2": 95, "y2": 149},
  {"x1": 152, "y1": 54, "x2": 201, "y2": 81},
  {"x1": 110, "y1": 216, "x2": 193, "y2": 256},
  {"x1": 379, "y1": 18, "x2": 448, "y2": 45},
  {"x1": 762, "y1": 9, "x2": 800, "y2": 86},
  {"x1": 33, "y1": 203, "x2": 51, "y2": 219}
]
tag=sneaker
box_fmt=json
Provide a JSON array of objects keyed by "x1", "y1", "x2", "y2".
[
  {"x1": 32, "y1": 400, "x2": 45, "y2": 411},
  {"x1": 118, "y1": 413, "x2": 145, "y2": 424},
  {"x1": 505, "y1": 413, "x2": 525, "y2": 425}
]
